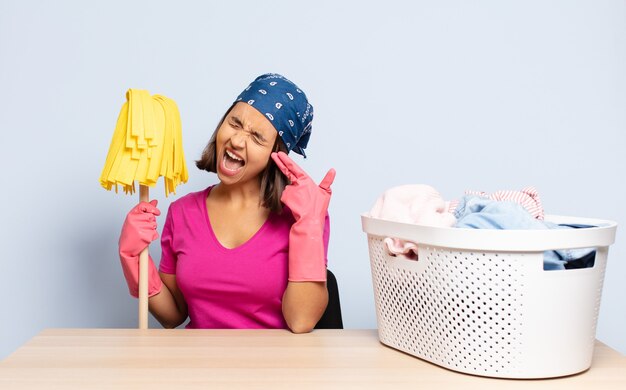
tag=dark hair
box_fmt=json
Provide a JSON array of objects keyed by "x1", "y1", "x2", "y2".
[{"x1": 195, "y1": 103, "x2": 289, "y2": 213}]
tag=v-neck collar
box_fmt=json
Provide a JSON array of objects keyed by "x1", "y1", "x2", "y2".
[{"x1": 202, "y1": 186, "x2": 273, "y2": 253}]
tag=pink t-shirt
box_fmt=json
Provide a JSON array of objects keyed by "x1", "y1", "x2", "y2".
[{"x1": 159, "y1": 186, "x2": 330, "y2": 329}]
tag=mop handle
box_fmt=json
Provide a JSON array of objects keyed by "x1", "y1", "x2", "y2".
[{"x1": 138, "y1": 185, "x2": 150, "y2": 329}]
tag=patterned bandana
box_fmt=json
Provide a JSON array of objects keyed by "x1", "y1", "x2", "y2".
[{"x1": 235, "y1": 73, "x2": 313, "y2": 157}]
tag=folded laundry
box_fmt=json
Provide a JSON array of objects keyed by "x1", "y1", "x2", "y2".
[{"x1": 369, "y1": 185, "x2": 456, "y2": 259}]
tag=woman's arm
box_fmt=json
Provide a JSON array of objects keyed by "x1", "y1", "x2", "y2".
[
  {"x1": 148, "y1": 272, "x2": 188, "y2": 329},
  {"x1": 282, "y1": 281, "x2": 328, "y2": 333},
  {"x1": 270, "y1": 152, "x2": 335, "y2": 333}
]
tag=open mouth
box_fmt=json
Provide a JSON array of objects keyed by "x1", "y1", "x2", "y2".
[{"x1": 221, "y1": 149, "x2": 245, "y2": 175}]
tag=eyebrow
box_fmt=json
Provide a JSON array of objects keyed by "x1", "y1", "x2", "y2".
[
  {"x1": 229, "y1": 115, "x2": 267, "y2": 142},
  {"x1": 230, "y1": 115, "x2": 244, "y2": 128}
]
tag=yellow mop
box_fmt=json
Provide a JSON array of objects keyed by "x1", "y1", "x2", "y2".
[{"x1": 100, "y1": 89, "x2": 188, "y2": 329}]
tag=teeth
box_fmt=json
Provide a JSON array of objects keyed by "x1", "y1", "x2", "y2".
[{"x1": 226, "y1": 150, "x2": 243, "y2": 161}]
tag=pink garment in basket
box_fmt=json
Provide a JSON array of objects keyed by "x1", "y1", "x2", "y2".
[{"x1": 369, "y1": 185, "x2": 456, "y2": 259}]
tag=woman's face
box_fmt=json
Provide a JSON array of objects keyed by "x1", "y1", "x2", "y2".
[{"x1": 215, "y1": 102, "x2": 278, "y2": 186}]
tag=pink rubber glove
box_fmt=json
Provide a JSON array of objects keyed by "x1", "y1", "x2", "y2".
[
  {"x1": 271, "y1": 151, "x2": 336, "y2": 282},
  {"x1": 118, "y1": 200, "x2": 163, "y2": 298}
]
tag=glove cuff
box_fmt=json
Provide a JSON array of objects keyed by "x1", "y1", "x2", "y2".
[
  {"x1": 287, "y1": 221, "x2": 327, "y2": 282},
  {"x1": 120, "y1": 253, "x2": 163, "y2": 298}
]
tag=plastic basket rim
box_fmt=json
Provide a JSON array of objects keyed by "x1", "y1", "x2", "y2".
[{"x1": 361, "y1": 214, "x2": 617, "y2": 252}]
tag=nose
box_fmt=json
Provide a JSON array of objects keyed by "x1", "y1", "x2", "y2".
[{"x1": 230, "y1": 131, "x2": 247, "y2": 149}]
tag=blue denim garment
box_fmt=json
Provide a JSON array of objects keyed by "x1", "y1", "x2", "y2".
[{"x1": 454, "y1": 195, "x2": 595, "y2": 270}]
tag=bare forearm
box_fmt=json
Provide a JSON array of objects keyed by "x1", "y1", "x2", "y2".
[
  {"x1": 282, "y1": 281, "x2": 328, "y2": 333},
  {"x1": 148, "y1": 273, "x2": 188, "y2": 328}
]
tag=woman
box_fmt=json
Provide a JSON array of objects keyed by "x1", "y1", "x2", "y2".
[{"x1": 118, "y1": 74, "x2": 335, "y2": 333}]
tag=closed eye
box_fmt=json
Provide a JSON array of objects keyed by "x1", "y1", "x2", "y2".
[
  {"x1": 252, "y1": 132, "x2": 267, "y2": 143},
  {"x1": 228, "y1": 115, "x2": 268, "y2": 145},
  {"x1": 229, "y1": 116, "x2": 243, "y2": 129}
]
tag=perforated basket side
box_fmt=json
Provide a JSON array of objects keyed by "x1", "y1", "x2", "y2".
[
  {"x1": 363, "y1": 214, "x2": 616, "y2": 378},
  {"x1": 369, "y1": 236, "x2": 530, "y2": 377},
  {"x1": 368, "y1": 235, "x2": 610, "y2": 378}
]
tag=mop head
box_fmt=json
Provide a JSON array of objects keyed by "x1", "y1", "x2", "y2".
[{"x1": 99, "y1": 89, "x2": 188, "y2": 196}]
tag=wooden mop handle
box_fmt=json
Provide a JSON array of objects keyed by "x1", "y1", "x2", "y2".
[{"x1": 138, "y1": 185, "x2": 150, "y2": 329}]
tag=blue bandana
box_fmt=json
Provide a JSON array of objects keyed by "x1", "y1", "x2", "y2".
[{"x1": 235, "y1": 73, "x2": 313, "y2": 157}]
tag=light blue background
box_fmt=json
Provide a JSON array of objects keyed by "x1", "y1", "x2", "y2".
[{"x1": 1, "y1": 0, "x2": 624, "y2": 359}]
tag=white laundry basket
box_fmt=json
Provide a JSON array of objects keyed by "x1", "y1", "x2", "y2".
[{"x1": 361, "y1": 214, "x2": 617, "y2": 379}]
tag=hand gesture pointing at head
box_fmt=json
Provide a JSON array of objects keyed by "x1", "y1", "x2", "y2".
[
  {"x1": 271, "y1": 151, "x2": 335, "y2": 223},
  {"x1": 271, "y1": 151, "x2": 336, "y2": 282}
]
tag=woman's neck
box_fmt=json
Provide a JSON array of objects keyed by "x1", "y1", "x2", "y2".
[{"x1": 211, "y1": 180, "x2": 263, "y2": 209}]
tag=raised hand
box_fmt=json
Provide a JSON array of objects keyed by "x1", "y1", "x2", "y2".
[{"x1": 271, "y1": 152, "x2": 336, "y2": 282}]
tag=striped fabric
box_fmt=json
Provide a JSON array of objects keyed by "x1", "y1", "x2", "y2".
[{"x1": 449, "y1": 186, "x2": 544, "y2": 220}]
